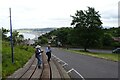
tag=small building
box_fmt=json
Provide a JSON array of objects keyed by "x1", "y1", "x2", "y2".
[{"x1": 113, "y1": 37, "x2": 120, "y2": 42}]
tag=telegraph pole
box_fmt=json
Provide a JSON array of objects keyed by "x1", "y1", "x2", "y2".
[{"x1": 9, "y1": 8, "x2": 14, "y2": 63}]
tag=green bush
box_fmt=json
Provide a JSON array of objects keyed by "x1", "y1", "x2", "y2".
[{"x1": 2, "y1": 41, "x2": 34, "y2": 78}]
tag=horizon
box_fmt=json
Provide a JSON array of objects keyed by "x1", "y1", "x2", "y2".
[{"x1": 2, "y1": 26, "x2": 119, "y2": 30}]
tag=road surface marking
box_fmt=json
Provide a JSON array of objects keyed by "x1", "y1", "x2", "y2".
[
  {"x1": 52, "y1": 54, "x2": 67, "y2": 65},
  {"x1": 62, "y1": 63, "x2": 68, "y2": 67},
  {"x1": 67, "y1": 68, "x2": 85, "y2": 80},
  {"x1": 67, "y1": 68, "x2": 74, "y2": 73},
  {"x1": 72, "y1": 68, "x2": 85, "y2": 80},
  {"x1": 52, "y1": 54, "x2": 85, "y2": 80}
]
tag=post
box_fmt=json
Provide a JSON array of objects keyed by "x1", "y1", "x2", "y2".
[{"x1": 9, "y1": 8, "x2": 14, "y2": 63}]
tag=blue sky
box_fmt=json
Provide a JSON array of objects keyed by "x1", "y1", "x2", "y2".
[{"x1": 0, "y1": 0, "x2": 119, "y2": 29}]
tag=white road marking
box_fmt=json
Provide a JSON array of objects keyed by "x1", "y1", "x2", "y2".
[
  {"x1": 58, "y1": 60, "x2": 61, "y2": 62},
  {"x1": 67, "y1": 68, "x2": 74, "y2": 73},
  {"x1": 72, "y1": 68, "x2": 85, "y2": 80},
  {"x1": 52, "y1": 54, "x2": 85, "y2": 80},
  {"x1": 62, "y1": 63, "x2": 68, "y2": 67},
  {"x1": 52, "y1": 54, "x2": 67, "y2": 65}
]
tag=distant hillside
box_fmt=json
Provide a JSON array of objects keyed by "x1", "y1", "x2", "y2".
[
  {"x1": 16, "y1": 28, "x2": 56, "y2": 32},
  {"x1": 16, "y1": 28, "x2": 56, "y2": 33},
  {"x1": 16, "y1": 28, "x2": 56, "y2": 37},
  {"x1": 32, "y1": 28, "x2": 56, "y2": 31}
]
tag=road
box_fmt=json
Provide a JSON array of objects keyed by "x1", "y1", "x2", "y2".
[{"x1": 51, "y1": 48, "x2": 118, "y2": 78}]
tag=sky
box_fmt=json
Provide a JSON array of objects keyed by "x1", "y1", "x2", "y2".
[{"x1": 0, "y1": 0, "x2": 119, "y2": 29}]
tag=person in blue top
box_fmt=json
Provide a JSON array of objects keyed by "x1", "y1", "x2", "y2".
[
  {"x1": 35, "y1": 45, "x2": 43, "y2": 69},
  {"x1": 46, "y1": 45, "x2": 52, "y2": 62}
]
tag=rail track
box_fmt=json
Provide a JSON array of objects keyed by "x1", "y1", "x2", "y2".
[
  {"x1": 7, "y1": 52, "x2": 70, "y2": 80},
  {"x1": 7, "y1": 52, "x2": 51, "y2": 80}
]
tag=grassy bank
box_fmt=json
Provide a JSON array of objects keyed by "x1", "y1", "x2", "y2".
[
  {"x1": 2, "y1": 41, "x2": 34, "y2": 78},
  {"x1": 0, "y1": 64, "x2": 1, "y2": 78},
  {"x1": 65, "y1": 49, "x2": 119, "y2": 62},
  {"x1": 0, "y1": 39, "x2": 2, "y2": 78}
]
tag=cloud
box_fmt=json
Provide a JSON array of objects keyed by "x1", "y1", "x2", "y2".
[{"x1": 0, "y1": 0, "x2": 119, "y2": 29}]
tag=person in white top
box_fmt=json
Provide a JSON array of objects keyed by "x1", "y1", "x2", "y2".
[{"x1": 46, "y1": 45, "x2": 52, "y2": 62}]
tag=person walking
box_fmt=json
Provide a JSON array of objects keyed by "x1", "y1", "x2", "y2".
[
  {"x1": 46, "y1": 45, "x2": 52, "y2": 62},
  {"x1": 35, "y1": 45, "x2": 43, "y2": 69}
]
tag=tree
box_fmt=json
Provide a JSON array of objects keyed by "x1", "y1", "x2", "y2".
[
  {"x1": 12, "y1": 30, "x2": 24, "y2": 45},
  {"x1": 116, "y1": 27, "x2": 120, "y2": 37},
  {"x1": 55, "y1": 28, "x2": 71, "y2": 45},
  {"x1": 50, "y1": 27, "x2": 73, "y2": 46},
  {"x1": 40, "y1": 37, "x2": 48, "y2": 44},
  {"x1": 19, "y1": 34, "x2": 24, "y2": 41},
  {"x1": 102, "y1": 33, "x2": 113, "y2": 46},
  {"x1": 12, "y1": 30, "x2": 19, "y2": 45},
  {"x1": 71, "y1": 7, "x2": 103, "y2": 51},
  {"x1": 2, "y1": 27, "x2": 9, "y2": 40},
  {"x1": 17, "y1": 34, "x2": 24, "y2": 45},
  {"x1": 37, "y1": 36, "x2": 48, "y2": 45}
]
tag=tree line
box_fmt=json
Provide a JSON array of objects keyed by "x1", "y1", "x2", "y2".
[{"x1": 38, "y1": 7, "x2": 120, "y2": 51}]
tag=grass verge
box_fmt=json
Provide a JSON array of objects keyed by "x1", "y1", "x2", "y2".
[
  {"x1": 65, "y1": 49, "x2": 119, "y2": 62},
  {"x1": 0, "y1": 39, "x2": 2, "y2": 79},
  {"x1": 2, "y1": 41, "x2": 34, "y2": 78}
]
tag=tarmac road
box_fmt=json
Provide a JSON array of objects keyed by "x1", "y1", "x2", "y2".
[{"x1": 51, "y1": 48, "x2": 118, "y2": 78}]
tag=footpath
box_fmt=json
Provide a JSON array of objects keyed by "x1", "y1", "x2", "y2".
[{"x1": 7, "y1": 51, "x2": 71, "y2": 80}]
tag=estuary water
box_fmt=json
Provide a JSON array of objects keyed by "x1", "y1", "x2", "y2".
[
  {"x1": 7, "y1": 32, "x2": 36, "y2": 40},
  {"x1": 19, "y1": 33, "x2": 36, "y2": 39}
]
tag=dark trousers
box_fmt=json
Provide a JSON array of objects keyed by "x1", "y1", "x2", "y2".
[{"x1": 46, "y1": 52, "x2": 51, "y2": 62}]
